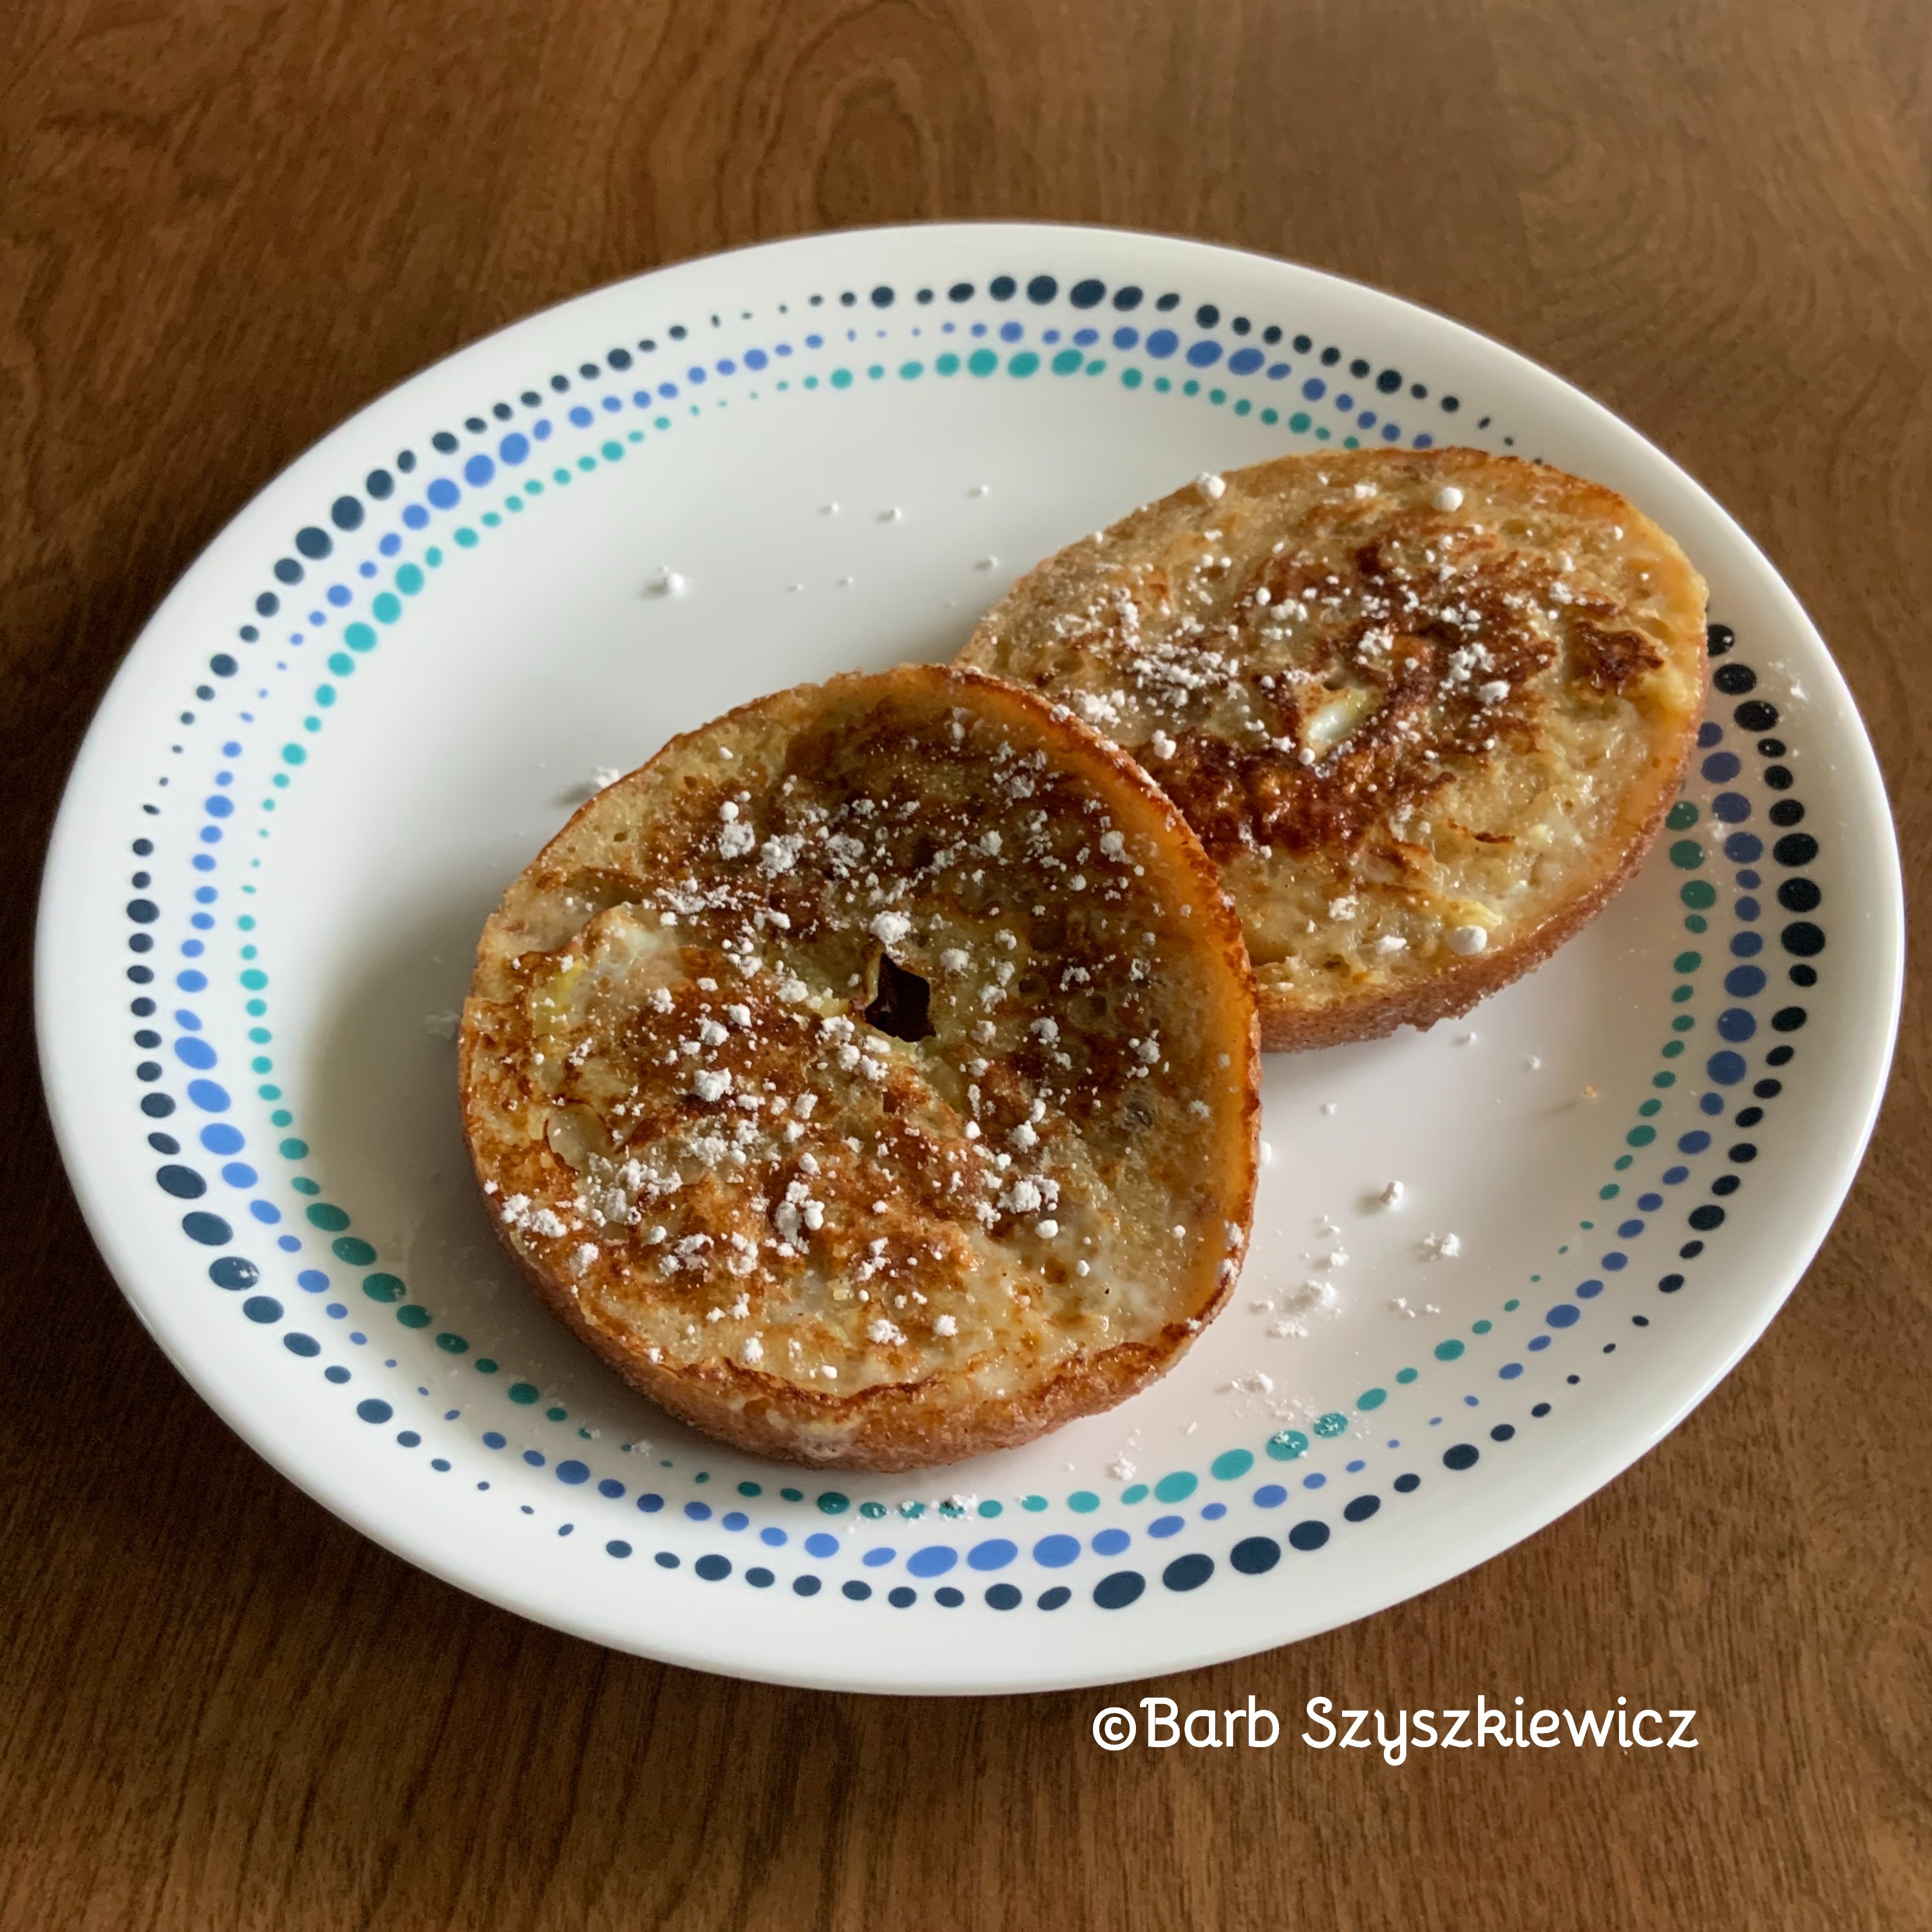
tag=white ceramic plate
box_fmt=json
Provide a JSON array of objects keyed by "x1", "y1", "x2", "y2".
[{"x1": 37, "y1": 225, "x2": 1902, "y2": 1694}]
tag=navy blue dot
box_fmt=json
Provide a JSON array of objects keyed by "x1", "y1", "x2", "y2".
[
  {"x1": 272, "y1": 558, "x2": 303, "y2": 585},
  {"x1": 325, "y1": 1366, "x2": 350, "y2": 1384},
  {"x1": 936, "y1": 1586, "x2": 965, "y2": 1607},
  {"x1": 1392, "y1": 1473, "x2": 1421, "y2": 1493},
  {"x1": 598, "y1": 1478, "x2": 625, "y2": 1499},
  {"x1": 793, "y1": 1573, "x2": 820, "y2": 1595},
  {"x1": 696, "y1": 1555, "x2": 732, "y2": 1582},
  {"x1": 1342, "y1": 1494, "x2": 1381, "y2": 1523},
  {"x1": 985, "y1": 1582, "x2": 1023, "y2": 1609},
  {"x1": 607, "y1": 1540, "x2": 632, "y2": 1558},
  {"x1": 294, "y1": 526, "x2": 332, "y2": 560},
  {"x1": 182, "y1": 1212, "x2": 232, "y2": 1245},
  {"x1": 990, "y1": 275, "x2": 1016, "y2": 299},
  {"x1": 1037, "y1": 1585, "x2": 1072, "y2": 1609},
  {"x1": 1774, "y1": 832, "x2": 1818, "y2": 867},
  {"x1": 241, "y1": 1295, "x2": 281, "y2": 1323},
  {"x1": 156, "y1": 1164, "x2": 205, "y2": 1198},
  {"x1": 637, "y1": 1493, "x2": 663, "y2": 1513},
  {"x1": 1229, "y1": 1537, "x2": 1280, "y2": 1575},
  {"x1": 1093, "y1": 1571, "x2": 1146, "y2": 1609},
  {"x1": 887, "y1": 1584, "x2": 916, "y2": 1607},
  {"x1": 1026, "y1": 275, "x2": 1057, "y2": 303},
  {"x1": 1288, "y1": 1520, "x2": 1331, "y2": 1552},
  {"x1": 208, "y1": 1255, "x2": 257, "y2": 1289},
  {"x1": 556, "y1": 1459, "x2": 590, "y2": 1484},
  {"x1": 1070, "y1": 279, "x2": 1105, "y2": 308},
  {"x1": 841, "y1": 1579, "x2": 871, "y2": 1601},
  {"x1": 747, "y1": 1567, "x2": 774, "y2": 1588},
  {"x1": 1772, "y1": 1005, "x2": 1808, "y2": 1033},
  {"x1": 1443, "y1": 1443, "x2": 1480, "y2": 1470},
  {"x1": 1690, "y1": 1204, "x2": 1726, "y2": 1230},
  {"x1": 210, "y1": 653, "x2": 236, "y2": 677},
  {"x1": 1113, "y1": 286, "x2": 1143, "y2": 310},
  {"x1": 356, "y1": 1399, "x2": 392, "y2": 1424},
  {"x1": 657, "y1": 1551, "x2": 679, "y2": 1569},
  {"x1": 1162, "y1": 1553, "x2": 1214, "y2": 1591},
  {"x1": 283, "y1": 1333, "x2": 320, "y2": 1357}
]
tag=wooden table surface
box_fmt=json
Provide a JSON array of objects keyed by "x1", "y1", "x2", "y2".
[{"x1": 5, "y1": 1, "x2": 1928, "y2": 1926}]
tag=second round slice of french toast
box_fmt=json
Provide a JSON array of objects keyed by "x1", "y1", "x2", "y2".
[{"x1": 960, "y1": 447, "x2": 1709, "y2": 1049}]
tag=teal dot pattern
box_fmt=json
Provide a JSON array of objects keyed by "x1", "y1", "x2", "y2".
[{"x1": 122, "y1": 267, "x2": 1810, "y2": 1618}]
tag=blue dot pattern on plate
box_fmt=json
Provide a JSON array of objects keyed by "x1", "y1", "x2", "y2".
[{"x1": 113, "y1": 250, "x2": 1815, "y2": 1619}]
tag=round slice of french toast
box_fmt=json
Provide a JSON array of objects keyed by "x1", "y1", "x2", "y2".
[
  {"x1": 960, "y1": 447, "x2": 1709, "y2": 1050},
  {"x1": 460, "y1": 663, "x2": 1260, "y2": 1471}
]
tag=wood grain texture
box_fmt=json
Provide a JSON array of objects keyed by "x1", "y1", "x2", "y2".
[{"x1": 2, "y1": 1, "x2": 1928, "y2": 1926}]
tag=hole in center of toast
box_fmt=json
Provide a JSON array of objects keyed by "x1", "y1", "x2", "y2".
[{"x1": 864, "y1": 952, "x2": 934, "y2": 1043}]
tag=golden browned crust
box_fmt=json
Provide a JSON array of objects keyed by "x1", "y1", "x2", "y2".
[
  {"x1": 960, "y1": 447, "x2": 1710, "y2": 1050},
  {"x1": 460, "y1": 665, "x2": 1260, "y2": 1470}
]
